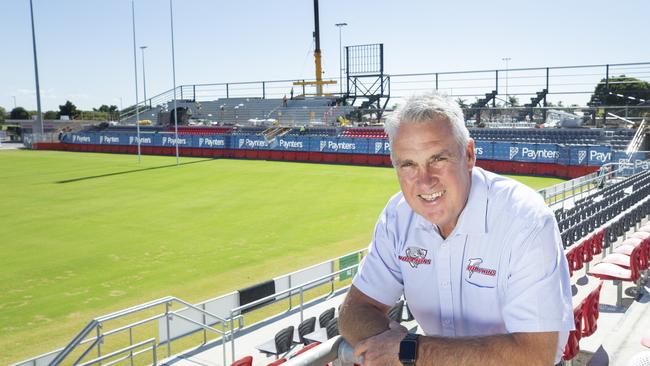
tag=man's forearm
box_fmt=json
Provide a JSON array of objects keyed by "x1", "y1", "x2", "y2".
[
  {"x1": 338, "y1": 286, "x2": 391, "y2": 345},
  {"x1": 416, "y1": 332, "x2": 558, "y2": 366}
]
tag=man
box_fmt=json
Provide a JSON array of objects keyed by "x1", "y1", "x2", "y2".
[{"x1": 338, "y1": 93, "x2": 573, "y2": 366}]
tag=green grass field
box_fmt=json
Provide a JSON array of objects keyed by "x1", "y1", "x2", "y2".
[{"x1": 0, "y1": 150, "x2": 564, "y2": 364}]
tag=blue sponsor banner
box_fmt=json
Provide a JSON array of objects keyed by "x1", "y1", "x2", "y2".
[
  {"x1": 312, "y1": 137, "x2": 361, "y2": 153},
  {"x1": 160, "y1": 134, "x2": 193, "y2": 147},
  {"x1": 586, "y1": 146, "x2": 613, "y2": 166},
  {"x1": 474, "y1": 141, "x2": 492, "y2": 160},
  {"x1": 368, "y1": 138, "x2": 391, "y2": 155},
  {"x1": 275, "y1": 136, "x2": 308, "y2": 151},
  {"x1": 127, "y1": 133, "x2": 156, "y2": 146},
  {"x1": 612, "y1": 151, "x2": 650, "y2": 176},
  {"x1": 194, "y1": 135, "x2": 228, "y2": 149},
  {"x1": 68, "y1": 133, "x2": 96, "y2": 144},
  {"x1": 235, "y1": 135, "x2": 269, "y2": 150},
  {"x1": 97, "y1": 133, "x2": 123, "y2": 145},
  {"x1": 557, "y1": 145, "x2": 571, "y2": 166},
  {"x1": 492, "y1": 142, "x2": 514, "y2": 161},
  {"x1": 516, "y1": 143, "x2": 559, "y2": 163}
]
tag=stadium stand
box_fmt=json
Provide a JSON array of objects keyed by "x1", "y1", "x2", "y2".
[{"x1": 17, "y1": 137, "x2": 650, "y2": 366}]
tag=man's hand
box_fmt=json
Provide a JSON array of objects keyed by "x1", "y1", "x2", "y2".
[{"x1": 354, "y1": 321, "x2": 408, "y2": 366}]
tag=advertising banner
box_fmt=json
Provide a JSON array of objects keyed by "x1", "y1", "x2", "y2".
[
  {"x1": 275, "y1": 136, "x2": 308, "y2": 151},
  {"x1": 235, "y1": 135, "x2": 269, "y2": 150},
  {"x1": 586, "y1": 146, "x2": 613, "y2": 166},
  {"x1": 474, "y1": 141, "x2": 492, "y2": 160},
  {"x1": 68, "y1": 133, "x2": 96, "y2": 144},
  {"x1": 160, "y1": 134, "x2": 192, "y2": 147},
  {"x1": 557, "y1": 145, "x2": 571, "y2": 166},
  {"x1": 97, "y1": 133, "x2": 124, "y2": 145},
  {"x1": 515, "y1": 143, "x2": 559, "y2": 163},
  {"x1": 368, "y1": 139, "x2": 391, "y2": 155},
  {"x1": 127, "y1": 134, "x2": 156, "y2": 146},
  {"x1": 492, "y1": 142, "x2": 514, "y2": 161},
  {"x1": 312, "y1": 137, "x2": 361, "y2": 154},
  {"x1": 195, "y1": 135, "x2": 228, "y2": 149}
]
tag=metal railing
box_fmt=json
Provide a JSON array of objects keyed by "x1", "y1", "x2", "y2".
[
  {"x1": 226, "y1": 261, "x2": 365, "y2": 363},
  {"x1": 117, "y1": 61, "x2": 650, "y2": 124},
  {"x1": 14, "y1": 248, "x2": 366, "y2": 366},
  {"x1": 15, "y1": 297, "x2": 231, "y2": 366}
]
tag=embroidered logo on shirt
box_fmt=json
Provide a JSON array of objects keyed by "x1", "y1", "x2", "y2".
[
  {"x1": 466, "y1": 258, "x2": 496, "y2": 277},
  {"x1": 398, "y1": 247, "x2": 431, "y2": 268}
]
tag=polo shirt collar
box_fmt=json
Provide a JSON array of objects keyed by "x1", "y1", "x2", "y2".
[{"x1": 455, "y1": 168, "x2": 488, "y2": 235}]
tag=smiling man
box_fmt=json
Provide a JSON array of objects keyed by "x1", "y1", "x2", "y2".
[{"x1": 338, "y1": 93, "x2": 574, "y2": 366}]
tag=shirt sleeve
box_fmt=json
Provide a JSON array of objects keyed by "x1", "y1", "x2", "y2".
[
  {"x1": 501, "y1": 214, "x2": 574, "y2": 335},
  {"x1": 352, "y1": 207, "x2": 404, "y2": 306}
]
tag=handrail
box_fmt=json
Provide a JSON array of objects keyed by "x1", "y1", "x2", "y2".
[
  {"x1": 48, "y1": 320, "x2": 98, "y2": 365},
  {"x1": 77, "y1": 338, "x2": 156, "y2": 366},
  {"x1": 227, "y1": 261, "x2": 365, "y2": 363},
  {"x1": 49, "y1": 296, "x2": 230, "y2": 366},
  {"x1": 282, "y1": 336, "x2": 361, "y2": 366}
]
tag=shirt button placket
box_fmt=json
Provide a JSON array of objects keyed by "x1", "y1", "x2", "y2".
[{"x1": 437, "y1": 241, "x2": 455, "y2": 336}]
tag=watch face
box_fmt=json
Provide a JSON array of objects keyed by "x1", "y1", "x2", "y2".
[{"x1": 399, "y1": 340, "x2": 417, "y2": 361}]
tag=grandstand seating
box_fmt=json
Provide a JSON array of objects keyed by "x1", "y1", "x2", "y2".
[
  {"x1": 166, "y1": 126, "x2": 232, "y2": 135},
  {"x1": 563, "y1": 305, "x2": 584, "y2": 361},
  {"x1": 318, "y1": 308, "x2": 335, "y2": 328},
  {"x1": 297, "y1": 317, "x2": 316, "y2": 345},
  {"x1": 230, "y1": 355, "x2": 253, "y2": 366},
  {"x1": 124, "y1": 97, "x2": 355, "y2": 127},
  {"x1": 256, "y1": 326, "x2": 295, "y2": 359},
  {"x1": 580, "y1": 281, "x2": 604, "y2": 337},
  {"x1": 325, "y1": 318, "x2": 339, "y2": 339},
  {"x1": 467, "y1": 127, "x2": 635, "y2": 148},
  {"x1": 341, "y1": 127, "x2": 387, "y2": 139}
]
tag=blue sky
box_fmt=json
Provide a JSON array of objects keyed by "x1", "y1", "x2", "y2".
[{"x1": 1, "y1": 0, "x2": 649, "y2": 111}]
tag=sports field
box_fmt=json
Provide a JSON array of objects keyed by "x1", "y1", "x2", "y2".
[{"x1": 0, "y1": 150, "x2": 564, "y2": 364}]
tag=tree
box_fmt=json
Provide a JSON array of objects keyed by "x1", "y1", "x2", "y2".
[
  {"x1": 0, "y1": 106, "x2": 6, "y2": 122},
  {"x1": 44, "y1": 110, "x2": 59, "y2": 119},
  {"x1": 508, "y1": 96, "x2": 520, "y2": 107},
  {"x1": 10, "y1": 107, "x2": 30, "y2": 120},
  {"x1": 589, "y1": 75, "x2": 650, "y2": 109},
  {"x1": 455, "y1": 97, "x2": 468, "y2": 110},
  {"x1": 59, "y1": 100, "x2": 80, "y2": 119}
]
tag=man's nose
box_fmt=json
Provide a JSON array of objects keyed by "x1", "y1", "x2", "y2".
[{"x1": 417, "y1": 165, "x2": 439, "y2": 187}]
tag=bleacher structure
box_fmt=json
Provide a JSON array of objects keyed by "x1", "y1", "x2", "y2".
[{"x1": 16, "y1": 60, "x2": 650, "y2": 365}]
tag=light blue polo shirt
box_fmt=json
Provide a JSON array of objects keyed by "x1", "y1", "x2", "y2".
[{"x1": 353, "y1": 167, "x2": 574, "y2": 363}]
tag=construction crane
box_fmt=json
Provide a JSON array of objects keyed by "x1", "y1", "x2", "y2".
[{"x1": 293, "y1": 0, "x2": 336, "y2": 96}]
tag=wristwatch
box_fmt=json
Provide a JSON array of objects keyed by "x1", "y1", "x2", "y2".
[{"x1": 398, "y1": 333, "x2": 419, "y2": 366}]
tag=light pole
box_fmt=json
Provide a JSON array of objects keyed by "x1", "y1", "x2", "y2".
[
  {"x1": 169, "y1": 0, "x2": 179, "y2": 165},
  {"x1": 29, "y1": 0, "x2": 43, "y2": 135},
  {"x1": 502, "y1": 57, "x2": 511, "y2": 106},
  {"x1": 12, "y1": 96, "x2": 17, "y2": 109},
  {"x1": 140, "y1": 46, "x2": 148, "y2": 108},
  {"x1": 335, "y1": 23, "x2": 347, "y2": 95},
  {"x1": 131, "y1": 0, "x2": 142, "y2": 162}
]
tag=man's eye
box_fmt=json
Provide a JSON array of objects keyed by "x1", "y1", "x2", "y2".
[
  {"x1": 434, "y1": 156, "x2": 447, "y2": 162},
  {"x1": 400, "y1": 162, "x2": 414, "y2": 168}
]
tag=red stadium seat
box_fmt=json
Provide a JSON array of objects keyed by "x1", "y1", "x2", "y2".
[
  {"x1": 590, "y1": 246, "x2": 642, "y2": 281},
  {"x1": 562, "y1": 306, "x2": 583, "y2": 361},
  {"x1": 266, "y1": 358, "x2": 287, "y2": 366},
  {"x1": 581, "y1": 281, "x2": 603, "y2": 337},
  {"x1": 231, "y1": 355, "x2": 253, "y2": 366},
  {"x1": 589, "y1": 246, "x2": 643, "y2": 307}
]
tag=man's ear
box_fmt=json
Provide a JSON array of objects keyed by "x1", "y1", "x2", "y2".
[{"x1": 466, "y1": 138, "x2": 476, "y2": 169}]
